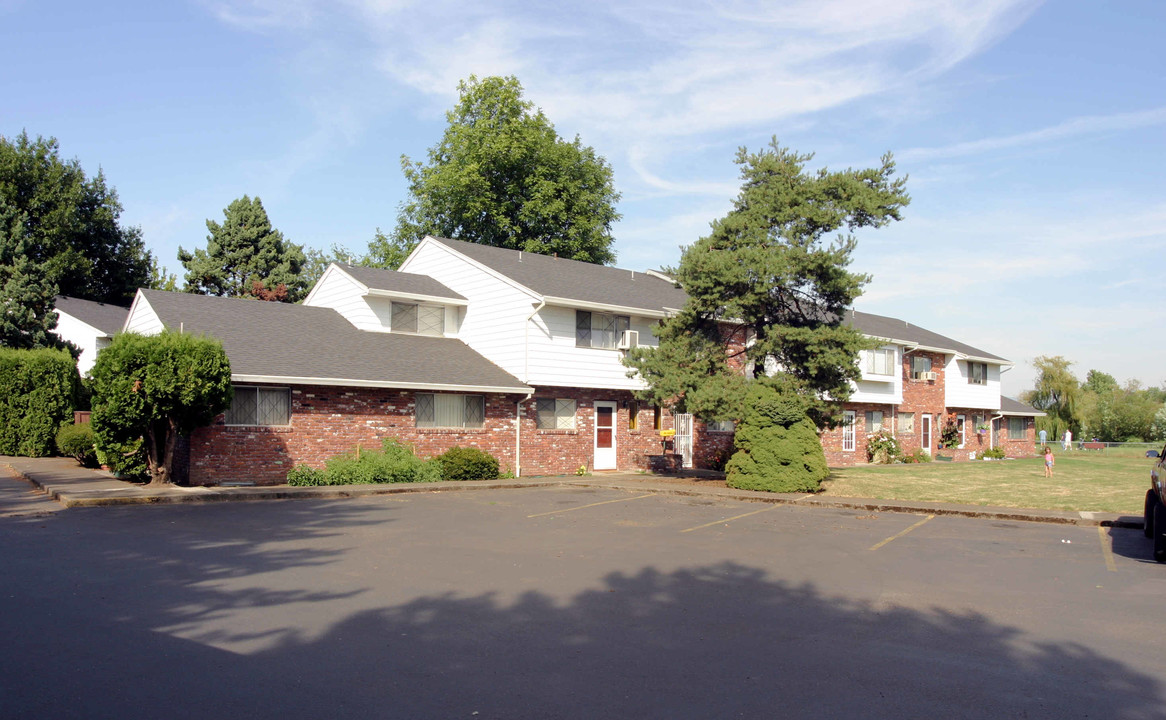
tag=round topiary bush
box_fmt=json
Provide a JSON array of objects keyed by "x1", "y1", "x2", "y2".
[
  {"x1": 437, "y1": 446, "x2": 500, "y2": 482},
  {"x1": 55, "y1": 422, "x2": 98, "y2": 468},
  {"x1": 725, "y1": 383, "x2": 829, "y2": 493}
]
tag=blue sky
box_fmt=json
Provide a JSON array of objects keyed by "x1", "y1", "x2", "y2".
[{"x1": 3, "y1": 0, "x2": 1164, "y2": 397}]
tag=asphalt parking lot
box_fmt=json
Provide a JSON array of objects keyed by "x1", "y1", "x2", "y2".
[{"x1": 3, "y1": 485, "x2": 1165, "y2": 719}]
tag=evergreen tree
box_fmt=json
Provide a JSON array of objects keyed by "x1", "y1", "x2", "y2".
[
  {"x1": 0, "y1": 203, "x2": 74, "y2": 353},
  {"x1": 625, "y1": 139, "x2": 909, "y2": 429},
  {"x1": 0, "y1": 131, "x2": 151, "y2": 304},
  {"x1": 179, "y1": 195, "x2": 306, "y2": 301},
  {"x1": 392, "y1": 75, "x2": 620, "y2": 266}
]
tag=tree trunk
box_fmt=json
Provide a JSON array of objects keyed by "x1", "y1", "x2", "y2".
[{"x1": 145, "y1": 420, "x2": 171, "y2": 486}]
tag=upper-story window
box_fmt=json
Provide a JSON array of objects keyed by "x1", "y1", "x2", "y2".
[
  {"x1": 910, "y1": 355, "x2": 932, "y2": 379},
  {"x1": 392, "y1": 301, "x2": 444, "y2": 336},
  {"x1": 576, "y1": 310, "x2": 630, "y2": 349},
  {"x1": 864, "y1": 348, "x2": 895, "y2": 376},
  {"x1": 968, "y1": 361, "x2": 988, "y2": 385}
]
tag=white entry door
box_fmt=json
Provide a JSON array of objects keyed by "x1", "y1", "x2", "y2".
[
  {"x1": 921, "y1": 414, "x2": 932, "y2": 455},
  {"x1": 594, "y1": 401, "x2": 617, "y2": 470},
  {"x1": 674, "y1": 413, "x2": 694, "y2": 468}
]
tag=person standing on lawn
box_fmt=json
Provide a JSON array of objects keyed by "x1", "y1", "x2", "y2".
[{"x1": 1043, "y1": 446, "x2": 1055, "y2": 477}]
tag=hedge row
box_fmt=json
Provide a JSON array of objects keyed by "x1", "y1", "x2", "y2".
[
  {"x1": 288, "y1": 440, "x2": 500, "y2": 486},
  {"x1": 0, "y1": 348, "x2": 79, "y2": 457}
]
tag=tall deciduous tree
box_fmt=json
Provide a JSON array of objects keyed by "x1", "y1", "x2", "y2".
[
  {"x1": 625, "y1": 139, "x2": 909, "y2": 430},
  {"x1": 1022, "y1": 355, "x2": 1082, "y2": 438},
  {"x1": 0, "y1": 132, "x2": 151, "y2": 304},
  {"x1": 90, "y1": 331, "x2": 232, "y2": 486},
  {"x1": 179, "y1": 195, "x2": 306, "y2": 301},
  {"x1": 392, "y1": 75, "x2": 620, "y2": 266}
]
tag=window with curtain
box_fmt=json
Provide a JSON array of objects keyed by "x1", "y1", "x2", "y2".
[
  {"x1": 225, "y1": 386, "x2": 291, "y2": 426},
  {"x1": 575, "y1": 310, "x2": 630, "y2": 349},
  {"x1": 968, "y1": 361, "x2": 988, "y2": 385},
  {"x1": 910, "y1": 355, "x2": 932, "y2": 379},
  {"x1": 415, "y1": 393, "x2": 485, "y2": 428},
  {"x1": 536, "y1": 398, "x2": 577, "y2": 429},
  {"x1": 1008, "y1": 417, "x2": 1026, "y2": 438},
  {"x1": 898, "y1": 413, "x2": 915, "y2": 434},
  {"x1": 864, "y1": 348, "x2": 895, "y2": 376},
  {"x1": 865, "y1": 410, "x2": 883, "y2": 432}
]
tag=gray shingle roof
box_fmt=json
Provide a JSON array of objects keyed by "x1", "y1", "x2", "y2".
[
  {"x1": 333, "y1": 264, "x2": 465, "y2": 301},
  {"x1": 54, "y1": 296, "x2": 129, "y2": 335},
  {"x1": 1000, "y1": 396, "x2": 1045, "y2": 416},
  {"x1": 427, "y1": 236, "x2": 687, "y2": 314},
  {"x1": 137, "y1": 290, "x2": 529, "y2": 392},
  {"x1": 848, "y1": 310, "x2": 1008, "y2": 362}
]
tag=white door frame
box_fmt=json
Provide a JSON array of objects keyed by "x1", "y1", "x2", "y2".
[
  {"x1": 842, "y1": 410, "x2": 856, "y2": 452},
  {"x1": 593, "y1": 401, "x2": 617, "y2": 470},
  {"x1": 921, "y1": 414, "x2": 932, "y2": 455},
  {"x1": 956, "y1": 414, "x2": 966, "y2": 449}
]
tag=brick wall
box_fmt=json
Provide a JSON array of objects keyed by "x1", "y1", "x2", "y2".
[
  {"x1": 187, "y1": 383, "x2": 679, "y2": 485},
  {"x1": 188, "y1": 385, "x2": 521, "y2": 486}
]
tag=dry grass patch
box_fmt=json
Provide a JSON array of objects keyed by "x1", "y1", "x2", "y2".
[{"x1": 820, "y1": 450, "x2": 1152, "y2": 513}]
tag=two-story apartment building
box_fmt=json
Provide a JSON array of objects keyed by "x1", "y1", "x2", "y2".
[{"x1": 119, "y1": 235, "x2": 1037, "y2": 485}]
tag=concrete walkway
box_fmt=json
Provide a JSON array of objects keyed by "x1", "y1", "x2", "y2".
[{"x1": 0, "y1": 455, "x2": 1142, "y2": 528}]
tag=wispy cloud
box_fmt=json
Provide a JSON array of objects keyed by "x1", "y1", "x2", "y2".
[{"x1": 899, "y1": 106, "x2": 1166, "y2": 163}]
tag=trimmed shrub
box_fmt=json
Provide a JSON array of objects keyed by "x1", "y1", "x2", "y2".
[
  {"x1": 287, "y1": 464, "x2": 326, "y2": 486},
  {"x1": 55, "y1": 422, "x2": 98, "y2": 467},
  {"x1": 436, "y1": 446, "x2": 500, "y2": 482},
  {"x1": 0, "y1": 348, "x2": 79, "y2": 457},
  {"x1": 725, "y1": 384, "x2": 829, "y2": 493},
  {"x1": 981, "y1": 446, "x2": 1006, "y2": 460},
  {"x1": 866, "y1": 430, "x2": 901, "y2": 464}
]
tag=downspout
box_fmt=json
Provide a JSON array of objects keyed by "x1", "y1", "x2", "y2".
[
  {"x1": 990, "y1": 412, "x2": 1005, "y2": 449},
  {"x1": 517, "y1": 299, "x2": 545, "y2": 478}
]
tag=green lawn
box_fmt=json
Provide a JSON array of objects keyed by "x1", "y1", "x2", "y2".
[{"x1": 819, "y1": 448, "x2": 1154, "y2": 514}]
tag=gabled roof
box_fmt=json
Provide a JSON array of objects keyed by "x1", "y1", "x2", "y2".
[
  {"x1": 423, "y1": 236, "x2": 687, "y2": 316},
  {"x1": 332, "y1": 263, "x2": 465, "y2": 302},
  {"x1": 848, "y1": 310, "x2": 1008, "y2": 364},
  {"x1": 136, "y1": 290, "x2": 530, "y2": 393},
  {"x1": 54, "y1": 296, "x2": 130, "y2": 335},
  {"x1": 1000, "y1": 396, "x2": 1045, "y2": 416}
]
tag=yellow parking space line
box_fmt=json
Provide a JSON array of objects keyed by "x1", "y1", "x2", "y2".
[
  {"x1": 869, "y1": 514, "x2": 935, "y2": 551},
  {"x1": 526, "y1": 493, "x2": 655, "y2": 518},
  {"x1": 1098, "y1": 526, "x2": 1118, "y2": 572},
  {"x1": 680, "y1": 505, "x2": 778, "y2": 533}
]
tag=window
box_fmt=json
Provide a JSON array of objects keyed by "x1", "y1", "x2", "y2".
[
  {"x1": 898, "y1": 412, "x2": 915, "y2": 434},
  {"x1": 226, "y1": 386, "x2": 291, "y2": 426},
  {"x1": 653, "y1": 405, "x2": 662, "y2": 431},
  {"x1": 628, "y1": 400, "x2": 640, "y2": 431},
  {"x1": 968, "y1": 361, "x2": 988, "y2": 385},
  {"x1": 392, "y1": 302, "x2": 444, "y2": 336},
  {"x1": 706, "y1": 420, "x2": 735, "y2": 433},
  {"x1": 415, "y1": 393, "x2": 484, "y2": 428},
  {"x1": 536, "y1": 398, "x2": 576, "y2": 430},
  {"x1": 910, "y1": 355, "x2": 932, "y2": 379},
  {"x1": 864, "y1": 348, "x2": 895, "y2": 376},
  {"x1": 865, "y1": 410, "x2": 883, "y2": 433},
  {"x1": 576, "y1": 310, "x2": 630, "y2": 349},
  {"x1": 1008, "y1": 417, "x2": 1026, "y2": 439},
  {"x1": 842, "y1": 411, "x2": 856, "y2": 451}
]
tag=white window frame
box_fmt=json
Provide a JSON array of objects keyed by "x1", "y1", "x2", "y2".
[
  {"x1": 842, "y1": 410, "x2": 856, "y2": 452},
  {"x1": 575, "y1": 310, "x2": 630, "y2": 350},
  {"x1": 968, "y1": 361, "x2": 988, "y2": 385},
  {"x1": 225, "y1": 386, "x2": 291, "y2": 427},
  {"x1": 415, "y1": 393, "x2": 485, "y2": 429},
  {"x1": 910, "y1": 355, "x2": 932, "y2": 379},
  {"x1": 957, "y1": 414, "x2": 966, "y2": 449},
  {"x1": 864, "y1": 348, "x2": 896, "y2": 376},
  {"x1": 865, "y1": 410, "x2": 883, "y2": 433}
]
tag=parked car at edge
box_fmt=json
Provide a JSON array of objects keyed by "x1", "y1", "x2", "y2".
[{"x1": 1145, "y1": 446, "x2": 1166, "y2": 561}]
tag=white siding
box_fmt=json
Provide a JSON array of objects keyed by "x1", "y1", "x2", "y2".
[
  {"x1": 53, "y1": 312, "x2": 103, "y2": 376},
  {"x1": 303, "y1": 265, "x2": 383, "y2": 331},
  {"x1": 851, "y1": 345, "x2": 903, "y2": 404},
  {"x1": 944, "y1": 357, "x2": 1001, "y2": 410},
  {"x1": 525, "y1": 305, "x2": 658, "y2": 389},
  {"x1": 124, "y1": 296, "x2": 164, "y2": 335},
  {"x1": 401, "y1": 241, "x2": 538, "y2": 380}
]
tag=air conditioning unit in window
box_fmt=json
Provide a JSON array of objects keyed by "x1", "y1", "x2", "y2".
[
  {"x1": 616, "y1": 330, "x2": 639, "y2": 350},
  {"x1": 920, "y1": 371, "x2": 939, "y2": 381}
]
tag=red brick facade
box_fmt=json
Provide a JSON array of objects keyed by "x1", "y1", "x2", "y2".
[{"x1": 186, "y1": 384, "x2": 681, "y2": 486}]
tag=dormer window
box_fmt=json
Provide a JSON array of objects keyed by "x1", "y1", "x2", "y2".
[{"x1": 392, "y1": 301, "x2": 444, "y2": 336}]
